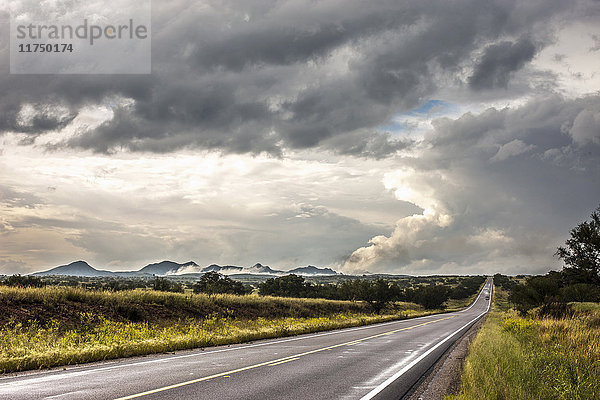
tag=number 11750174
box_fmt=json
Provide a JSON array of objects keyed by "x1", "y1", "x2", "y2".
[{"x1": 18, "y1": 43, "x2": 74, "y2": 53}]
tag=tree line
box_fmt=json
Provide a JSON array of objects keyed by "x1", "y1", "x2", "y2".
[{"x1": 257, "y1": 274, "x2": 485, "y2": 312}]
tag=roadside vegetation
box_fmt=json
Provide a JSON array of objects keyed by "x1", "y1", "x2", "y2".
[
  {"x1": 449, "y1": 205, "x2": 600, "y2": 400},
  {"x1": 0, "y1": 274, "x2": 484, "y2": 373},
  {"x1": 448, "y1": 288, "x2": 600, "y2": 400}
]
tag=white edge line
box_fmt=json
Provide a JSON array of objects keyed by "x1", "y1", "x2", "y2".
[{"x1": 359, "y1": 280, "x2": 492, "y2": 400}]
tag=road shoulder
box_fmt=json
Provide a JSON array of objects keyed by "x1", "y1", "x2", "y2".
[{"x1": 405, "y1": 313, "x2": 488, "y2": 400}]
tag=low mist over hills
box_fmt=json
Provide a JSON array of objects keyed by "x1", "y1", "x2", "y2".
[
  {"x1": 32, "y1": 260, "x2": 341, "y2": 277},
  {"x1": 138, "y1": 261, "x2": 199, "y2": 276}
]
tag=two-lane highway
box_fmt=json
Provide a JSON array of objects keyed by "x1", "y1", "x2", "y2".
[{"x1": 0, "y1": 278, "x2": 492, "y2": 400}]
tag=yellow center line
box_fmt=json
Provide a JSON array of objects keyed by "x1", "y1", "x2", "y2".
[
  {"x1": 268, "y1": 357, "x2": 301, "y2": 366},
  {"x1": 114, "y1": 315, "x2": 455, "y2": 400}
]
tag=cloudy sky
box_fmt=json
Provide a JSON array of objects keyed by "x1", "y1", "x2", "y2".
[{"x1": 1, "y1": 0, "x2": 599, "y2": 275}]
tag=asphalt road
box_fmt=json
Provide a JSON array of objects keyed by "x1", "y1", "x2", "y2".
[{"x1": 0, "y1": 278, "x2": 492, "y2": 400}]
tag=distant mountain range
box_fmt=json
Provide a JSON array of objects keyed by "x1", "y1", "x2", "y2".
[
  {"x1": 287, "y1": 265, "x2": 338, "y2": 275},
  {"x1": 33, "y1": 261, "x2": 116, "y2": 277},
  {"x1": 32, "y1": 260, "x2": 341, "y2": 277}
]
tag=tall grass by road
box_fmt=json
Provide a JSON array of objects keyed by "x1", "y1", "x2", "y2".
[
  {"x1": 448, "y1": 289, "x2": 600, "y2": 400},
  {"x1": 0, "y1": 311, "x2": 420, "y2": 373},
  {"x1": 0, "y1": 286, "x2": 471, "y2": 373}
]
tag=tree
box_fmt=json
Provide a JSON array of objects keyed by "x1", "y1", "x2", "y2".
[
  {"x1": 413, "y1": 285, "x2": 451, "y2": 309},
  {"x1": 356, "y1": 279, "x2": 398, "y2": 314},
  {"x1": 152, "y1": 277, "x2": 184, "y2": 293},
  {"x1": 509, "y1": 275, "x2": 561, "y2": 315},
  {"x1": 493, "y1": 273, "x2": 516, "y2": 291},
  {"x1": 559, "y1": 283, "x2": 600, "y2": 302},
  {"x1": 556, "y1": 205, "x2": 600, "y2": 284},
  {"x1": 258, "y1": 274, "x2": 309, "y2": 297},
  {"x1": 193, "y1": 271, "x2": 250, "y2": 295},
  {"x1": 449, "y1": 276, "x2": 486, "y2": 300}
]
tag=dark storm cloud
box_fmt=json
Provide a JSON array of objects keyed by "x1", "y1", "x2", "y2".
[
  {"x1": 0, "y1": 0, "x2": 583, "y2": 155},
  {"x1": 425, "y1": 95, "x2": 600, "y2": 222},
  {"x1": 321, "y1": 130, "x2": 411, "y2": 159},
  {"x1": 0, "y1": 104, "x2": 77, "y2": 142},
  {"x1": 190, "y1": 3, "x2": 417, "y2": 72},
  {"x1": 468, "y1": 38, "x2": 537, "y2": 90}
]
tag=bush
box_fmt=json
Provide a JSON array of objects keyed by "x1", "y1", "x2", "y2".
[
  {"x1": 509, "y1": 275, "x2": 561, "y2": 316},
  {"x1": 413, "y1": 285, "x2": 451, "y2": 309},
  {"x1": 258, "y1": 274, "x2": 310, "y2": 297},
  {"x1": 501, "y1": 317, "x2": 533, "y2": 336},
  {"x1": 559, "y1": 283, "x2": 600, "y2": 302},
  {"x1": 152, "y1": 277, "x2": 184, "y2": 293},
  {"x1": 493, "y1": 273, "x2": 517, "y2": 291},
  {"x1": 258, "y1": 276, "x2": 401, "y2": 313},
  {"x1": 536, "y1": 300, "x2": 574, "y2": 318},
  {"x1": 193, "y1": 272, "x2": 250, "y2": 295},
  {"x1": 354, "y1": 279, "x2": 398, "y2": 314}
]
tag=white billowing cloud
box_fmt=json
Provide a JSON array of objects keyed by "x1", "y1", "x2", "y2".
[
  {"x1": 383, "y1": 167, "x2": 453, "y2": 226},
  {"x1": 343, "y1": 95, "x2": 600, "y2": 275},
  {"x1": 490, "y1": 139, "x2": 535, "y2": 162},
  {"x1": 569, "y1": 109, "x2": 600, "y2": 145}
]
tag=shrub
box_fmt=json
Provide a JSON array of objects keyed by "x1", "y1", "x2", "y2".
[
  {"x1": 152, "y1": 277, "x2": 184, "y2": 293},
  {"x1": 192, "y1": 272, "x2": 250, "y2": 295},
  {"x1": 259, "y1": 274, "x2": 309, "y2": 297},
  {"x1": 559, "y1": 283, "x2": 600, "y2": 302},
  {"x1": 501, "y1": 317, "x2": 533, "y2": 336},
  {"x1": 413, "y1": 285, "x2": 451, "y2": 309}
]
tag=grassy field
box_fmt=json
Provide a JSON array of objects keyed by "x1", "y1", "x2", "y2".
[
  {"x1": 0, "y1": 286, "x2": 468, "y2": 374},
  {"x1": 447, "y1": 288, "x2": 600, "y2": 400},
  {"x1": 0, "y1": 286, "x2": 372, "y2": 326}
]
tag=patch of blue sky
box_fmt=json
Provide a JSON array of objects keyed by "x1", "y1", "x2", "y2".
[
  {"x1": 407, "y1": 99, "x2": 452, "y2": 115},
  {"x1": 378, "y1": 99, "x2": 457, "y2": 135}
]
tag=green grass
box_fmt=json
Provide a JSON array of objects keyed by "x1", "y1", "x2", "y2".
[
  {"x1": 570, "y1": 302, "x2": 600, "y2": 313},
  {"x1": 447, "y1": 288, "x2": 600, "y2": 400},
  {"x1": 0, "y1": 286, "x2": 447, "y2": 373}
]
